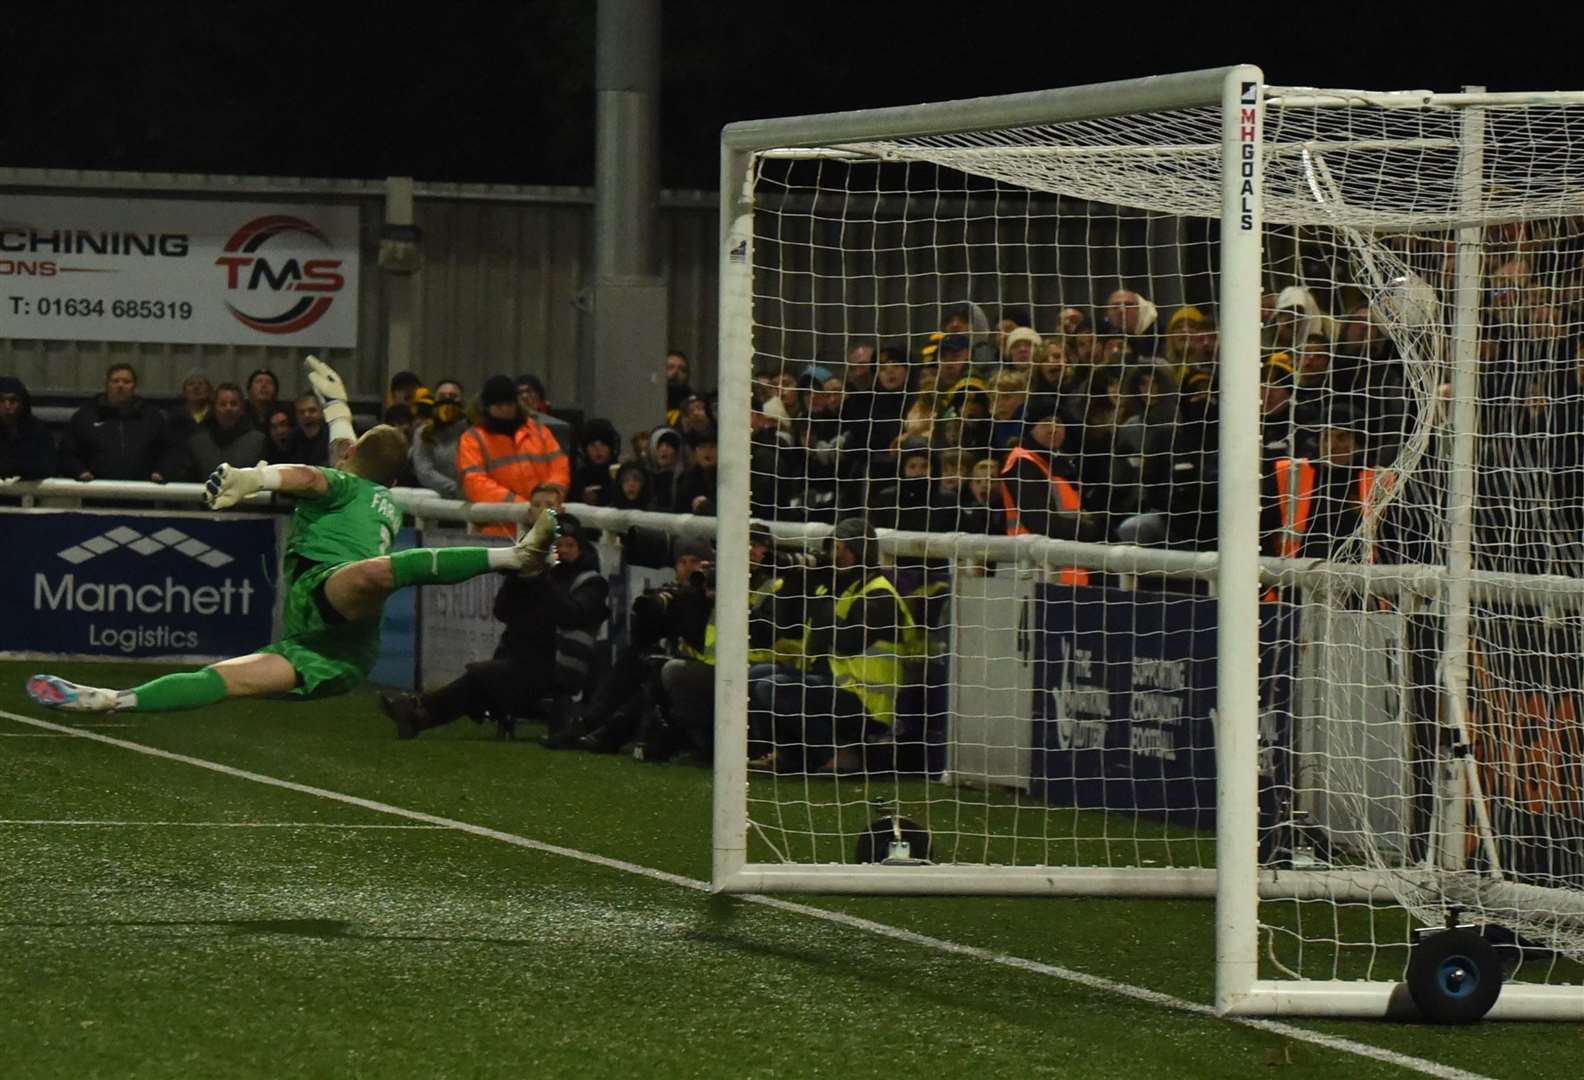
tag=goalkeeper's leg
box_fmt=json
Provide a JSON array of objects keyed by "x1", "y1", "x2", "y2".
[
  {"x1": 322, "y1": 511, "x2": 560, "y2": 621},
  {"x1": 27, "y1": 653, "x2": 299, "y2": 714}
]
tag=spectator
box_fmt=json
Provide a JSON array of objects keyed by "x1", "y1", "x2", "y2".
[
  {"x1": 377, "y1": 512, "x2": 609, "y2": 739},
  {"x1": 1028, "y1": 336, "x2": 1086, "y2": 425},
  {"x1": 942, "y1": 302, "x2": 1000, "y2": 372},
  {"x1": 677, "y1": 429, "x2": 719, "y2": 515},
  {"x1": 290, "y1": 393, "x2": 332, "y2": 468},
  {"x1": 1101, "y1": 287, "x2": 1164, "y2": 360},
  {"x1": 387, "y1": 370, "x2": 424, "y2": 408},
  {"x1": 515, "y1": 373, "x2": 573, "y2": 453},
  {"x1": 951, "y1": 458, "x2": 1006, "y2": 536},
  {"x1": 677, "y1": 394, "x2": 714, "y2": 447},
  {"x1": 1127, "y1": 370, "x2": 1221, "y2": 550},
  {"x1": 1268, "y1": 286, "x2": 1334, "y2": 353},
  {"x1": 1164, "y1": 306, "x2": 1209, "y2": 380},
  {"x1": 1266, "y1": 405, "x2": 1372, "y2": 560},
  {"x1": 664, "y1": 349, "x2": 694, "y2": 424},
  {"x1": 262, "y1": 405, "x2": 298, "y2": 464},
  {"x1": 608, "y1": 461, "x2": 652, "y2": 511},
  {"x1": 58, "y1": 363, "x2": 185, "y2": 483},
  {"x1": 998, "y1": 306, "x2": 1033, "y2": 361},
  {"x1": 572, "y1": 418, "x2": 620, "y2": 506},
  {"x1": 872, "y1": 438, "x2": 939, "y2": 533},
  {"x1": 843, "y1": 341, "x2": 876, "y2": 392},
  {"x1": 0, "y1": 376, "x2": 57, "y2": 479},
  {"x1": 998, "y1": 399, "x2": 1105, "y2": 580},
  {"x1": 1001, "y1": 326, "x2": 1041, "y2": 372},
  {"x1": 187, "y1": 382, "x2": 267, "y2": 480},
  {"x1": 647, "y1": 427, "x2": 687, "y2": 512},
  {"x1": 381, "y1": 404, "x2": 421, "y2": 487},
  {"x1": 989, "y1": 368, "x2": 1029, "y2": 452},
  {"x1": 457, "y1": 374, "x2": 571, "y2": 536},
  {"x1": 842, "y1": 343, "x2": 910, "y2": 458},
  {"x1": 245, "y1": 368, "x2": 280, "y2": 429},
  {"x1": 627, "y1": 429, "x2": 651, "y2": 465},
  {"x1": 169, "y1": 369, "x2": 213, "y2": 441},
  {"x1": 410, "y1": 378, "x2": 468, "y2": 500}
]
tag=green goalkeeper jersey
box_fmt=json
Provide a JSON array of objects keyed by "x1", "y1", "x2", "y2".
[{"x1": 284, "y1": 467, "x2": 404, "y2": 568}]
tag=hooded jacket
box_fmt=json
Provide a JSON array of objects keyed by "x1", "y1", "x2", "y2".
[
  {"x1": 491, "y1": 540, "x2": 609, "y2": 694},
  {"x1": 0, "y1": 377, "x2": 57, "y2": 479}
]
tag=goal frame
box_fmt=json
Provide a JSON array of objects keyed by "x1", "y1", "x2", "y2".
[{"x1": 710, "y1": 65, "x2": 1584, "y2": 1021}]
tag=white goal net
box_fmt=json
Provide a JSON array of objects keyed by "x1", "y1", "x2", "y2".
[{"x1": 714, "y1": 69, "x2": 1584, "y2": 1018}]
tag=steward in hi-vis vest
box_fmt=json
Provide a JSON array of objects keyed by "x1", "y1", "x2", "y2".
[
  {"x1": 749, "y1": 517, "x2": 924, "y2": 774},
  {"x1": 999, "y1": 398, "x2": 1105, "y2": 584},
  {"x1": 457, "y1": 375, "x2": 571, "y2": 537}
]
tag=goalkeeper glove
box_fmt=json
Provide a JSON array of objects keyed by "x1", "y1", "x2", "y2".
[
  {"x1": 204, "y1": 461, "x2": 281, "y2": 511},
  {"x1": 305, "y1": 355, "x2": 355, "y2": 444}
]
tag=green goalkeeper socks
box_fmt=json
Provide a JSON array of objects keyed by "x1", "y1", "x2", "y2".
[
  {"x1": 388, "y1": 546, "x2": 494, "y2": 588},
  {"x1": 125, "y1": 667, "x2": 230, "y2": 712}
]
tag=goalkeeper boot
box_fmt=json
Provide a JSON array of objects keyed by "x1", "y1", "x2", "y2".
[
  {"x1": 27, "y1": 674, "x2": 119, "y2": 713},
  {"x1": 513, "y1": 509, "x2": 560, "y2": 577},
  {"x1": 378, "y1": 691, "x2": 432, "y2": 740}
]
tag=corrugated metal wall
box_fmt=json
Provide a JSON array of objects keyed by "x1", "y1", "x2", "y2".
[{"x1": 0, "y1": 171, "x2": 720, "y2": 411}]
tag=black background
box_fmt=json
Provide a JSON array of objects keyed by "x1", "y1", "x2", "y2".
[{"x1": 7, "y1": 3, "x2": 1584, "y2": 191}]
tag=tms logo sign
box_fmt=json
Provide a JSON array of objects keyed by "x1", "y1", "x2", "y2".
[{"x1": 215, "y1": 215, "x2": 347, "y2": 335}]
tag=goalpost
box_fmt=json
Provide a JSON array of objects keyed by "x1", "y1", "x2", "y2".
[{"x1": 712, "y1": 65, "x2": 1584, "y2": 1020}]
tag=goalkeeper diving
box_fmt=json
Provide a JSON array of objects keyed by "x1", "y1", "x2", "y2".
[{"x1": 26, "y1": 357, "x2": 559, "y2": 714}]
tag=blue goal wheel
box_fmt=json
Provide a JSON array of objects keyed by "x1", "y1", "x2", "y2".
[{"x1": 1406, "y1": 928, "x2": 1503, "y2": 1024}]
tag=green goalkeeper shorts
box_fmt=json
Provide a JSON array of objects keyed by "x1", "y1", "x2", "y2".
[{"x1": 256, "y1": 560, "x2": 382, "y2": 699}]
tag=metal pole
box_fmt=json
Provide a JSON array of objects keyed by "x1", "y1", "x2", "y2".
[{"x1": 590, "y1": 0, "x2": 669, "y2": 440}]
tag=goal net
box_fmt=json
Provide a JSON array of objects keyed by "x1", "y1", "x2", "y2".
[{"x1": 712, "y1": 68, "x2": 1584, "y2": 1019}]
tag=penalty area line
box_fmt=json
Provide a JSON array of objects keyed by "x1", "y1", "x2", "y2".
[{"x1": 0, "y1": 707, "x2": 1490, "y2": 1080}]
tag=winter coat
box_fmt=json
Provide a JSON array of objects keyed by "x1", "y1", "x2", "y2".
[{"x1": 58, "y1": 394, "x2": 185, "y2": 481}]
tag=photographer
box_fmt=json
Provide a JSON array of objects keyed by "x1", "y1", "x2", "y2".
[
  {"x1": 545, "y1": 536, "x2": 716, "y2": 754},
  {"x1": 379, "y1": 514, "x2": 609, "y2": 738},
  {"x1": 748, "y1": 516, "x2": 923, "y2": 773}
]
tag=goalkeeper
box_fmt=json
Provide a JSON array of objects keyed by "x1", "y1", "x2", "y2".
[{"x1": 26, "y1": 357, "x2": 559, "y2": 715}]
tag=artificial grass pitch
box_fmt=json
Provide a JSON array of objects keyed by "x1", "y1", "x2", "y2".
[{"x1": 0, "y1": 661, "x2": 1575, "y2": 1079}]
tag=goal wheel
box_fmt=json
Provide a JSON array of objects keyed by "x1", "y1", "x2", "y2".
[
  {"x1": 854, "y1": 816, "x2": 931, "y2": 865},
  {"x1": 1406, "y1": 929, "x2": 1503, "y2": 1024}
]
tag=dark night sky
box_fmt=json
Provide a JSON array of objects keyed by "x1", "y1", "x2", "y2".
[{"x1": 8, "y1": 3, "x2": 1584, "y2": 191}]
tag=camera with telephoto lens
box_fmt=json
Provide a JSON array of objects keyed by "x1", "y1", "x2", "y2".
[{"x1": 631, "y1": 577, "x2": 712, "y2": 650}]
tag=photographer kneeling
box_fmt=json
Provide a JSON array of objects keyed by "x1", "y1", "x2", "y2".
[
  {"x1": 546, "y1": 536, "x2": 716, "y2": 757},
  {"x1": 748, "y1": 516, "x2": 922, "y2": 774},
  {"x1": 380, "y1": 514, "x2": 609, "y2": 738}
]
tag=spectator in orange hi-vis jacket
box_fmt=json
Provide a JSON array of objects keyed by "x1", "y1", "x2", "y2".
[{"x1": 457, "y1": 374, "x2": 571, "y2": 536}]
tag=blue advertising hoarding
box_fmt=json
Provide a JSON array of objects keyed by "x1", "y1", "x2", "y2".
[
  {"x1": 1032, "y1": 585, "x2": 1296, "y2": 830},
  {"x1": 0, "y1": 509, "x2": 280, "y2": 660}
]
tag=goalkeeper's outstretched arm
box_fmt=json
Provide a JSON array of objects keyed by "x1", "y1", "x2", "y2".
[{"x1": 204, "y1": 462, "x2": 327, "y2": 509}]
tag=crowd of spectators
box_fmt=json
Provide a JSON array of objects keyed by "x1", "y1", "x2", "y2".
[{"x1": 7, "y1": 237, "x2": 1581, "y2": 581}]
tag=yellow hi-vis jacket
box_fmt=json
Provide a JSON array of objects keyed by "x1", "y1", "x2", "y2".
[{"x1": 824, "y1": 573, "x2": 924, "y2": 729}]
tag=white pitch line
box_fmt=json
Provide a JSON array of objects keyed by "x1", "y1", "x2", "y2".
[
  {"x1": 0, "y1": 820, "x2": 446, "y2": 829},
  {"x1": 2, "y1": 708, "x2": 1492, "y2": 1080}
]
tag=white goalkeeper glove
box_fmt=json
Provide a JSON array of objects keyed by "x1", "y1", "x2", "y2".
[
  {"x1": 204, "y1": 461, "x2": 281, "y2": 511},
  {"x1": 305, "y1": 355, "x2": 355, "y2": 443}
]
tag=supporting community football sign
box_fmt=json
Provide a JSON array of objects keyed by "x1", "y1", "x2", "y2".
[
  {"x1": 0, "y1": 194, "x2": 359, "y2": 347},
  {"x1": 0, "y1": 510, "x2": 280, "y2": 661}
]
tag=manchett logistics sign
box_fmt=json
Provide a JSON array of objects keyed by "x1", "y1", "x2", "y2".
[
  {"x1": 0, "y1": 511, "x2": 280, "y2": 660},
  {"x1": 0, "y1": 194, "x2": 358, "y2": 347}
]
